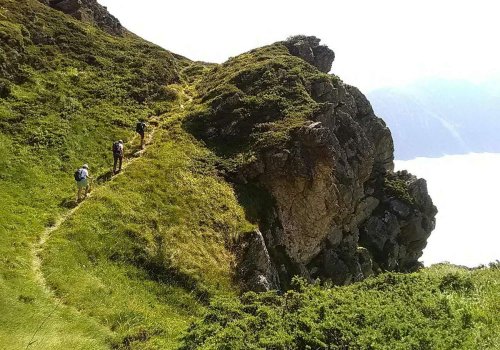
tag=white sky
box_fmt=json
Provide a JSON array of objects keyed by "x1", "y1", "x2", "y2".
[
  {"x1": 396, "y1": 153, "x2": 500, "y2": 267},
  {"x1": 98, "y1": 0, "x2": 500, "y2": 91}
]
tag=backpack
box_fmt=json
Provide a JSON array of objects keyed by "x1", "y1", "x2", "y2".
[
  {"x1": 74, "y1": 169, "x2": 85, "y2": 181},
  {"x1": 136, "y1": 122, "x2": 146, "y2": 133},
  {"x1": 113, "y1": 141, "x2": 121, "y2": 154}
]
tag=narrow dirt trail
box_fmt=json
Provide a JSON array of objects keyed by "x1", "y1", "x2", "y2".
[
  {"x1": 26, "y1": 87, "x2": 195, "y2": 349},
  {"x1": 30, "y1": 121, "x2": 159, "y2": 302}
]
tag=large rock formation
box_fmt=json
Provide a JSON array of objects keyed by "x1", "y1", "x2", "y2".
[
  {"x1": 38, "y1": 0, "x2": 123, "y2": 35},
  {"x1": 189, "y1": 36, "x2": 437, "y2": 291}
]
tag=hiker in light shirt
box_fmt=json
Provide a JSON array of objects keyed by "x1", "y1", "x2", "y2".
[
  {"x1": 75, "y1": 164, "x2": 91, "y2": 201},
  {"x1": 112, "y1": 140, "x2": 124, "y2": 174}
]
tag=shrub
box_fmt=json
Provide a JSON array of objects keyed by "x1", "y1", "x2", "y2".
[{"x1": 181, "y1": 266, "x2": 500, "y2": 349}]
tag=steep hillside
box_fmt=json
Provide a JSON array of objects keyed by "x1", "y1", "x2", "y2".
[
  {"x1": 0, "y1": 0, "x2": 249, "y2": 348},
  {"x1": 1, "y1": 1, "x2": 498, "y2": 350},
  {"x1": 38, "y1": 0, "x2": 124, "y2": 35}
]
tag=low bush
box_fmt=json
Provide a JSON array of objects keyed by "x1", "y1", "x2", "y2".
[{"x1": 182, "y1": 265, "x2": 500, "y2": 350}]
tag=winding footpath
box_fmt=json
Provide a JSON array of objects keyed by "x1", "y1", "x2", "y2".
[
  {"x1": 26, "y1": 127, "x2": 158, "y2": 349},
  {"x1": 26, "y1": 88, "x2": 193, "y2": 348},
  {"x1": 30, "y1": 123, "x2": 158, "y2": 303}
]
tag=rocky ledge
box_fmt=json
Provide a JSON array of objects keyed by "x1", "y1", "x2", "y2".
[
  {"x1": 38, "y1": 0, "x2": 123, "y2": 35},
  {"x1": 191, "y1": 36, "x2": 437, "y2": 291}
]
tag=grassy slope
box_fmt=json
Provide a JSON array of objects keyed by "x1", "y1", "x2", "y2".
[
  {"x1": 186, "y1": 42, "x2": 338, "y2": 166},
  {"x1": 1, "y1": 2, "x2": 499, "y2": 349},
  {"x1": 182, "y1": 264, "x2": 500, "y2": 350},
  {"x1": 40, "y1": 90, "x2": 253, "y2": 348},
  {"x1": 0, "y1": 1, "x2": 251, "y2": 348}
]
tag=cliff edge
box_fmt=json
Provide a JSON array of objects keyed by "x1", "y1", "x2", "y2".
[{"x1": 188, "y1": 35, "x2": 437, "y2": 291}]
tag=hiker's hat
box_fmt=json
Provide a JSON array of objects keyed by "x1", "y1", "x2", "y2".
[
  {"x1": 82, "y1": 164, "x2": 89, "y2": 169},
  {"x1": 119, "y1": 140, "x2": 123, "y2": 143}
]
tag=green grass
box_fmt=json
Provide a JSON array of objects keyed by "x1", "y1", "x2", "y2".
[
  {"x1": 40, "y1": 94, "x2": 253, "y2": 348},
  {"x1": 384, "y1": 172, "x2": 415, "y2": 205},
  {"x1": 2, "y1": 2, "x2": 499, "y2": 349},
  {"x1": 185, "y1": 41, "x2": 339, "y2": 165},
  {"x1": 1, "y1": 81, "x2": 254, "y2": 348},
  {"x1": 0, "y1": 1, "x2": 221, "y2": 348},
  {"x1": 181, "y1": 263, "x2": 500, "y2": 350},
  {"x1": 1, "y1": 0, "x2": 243, "y2": 347}
]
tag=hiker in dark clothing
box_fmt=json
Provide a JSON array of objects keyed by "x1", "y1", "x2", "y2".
[
  {"x1": 136, "y1": 120, "x2": 146, "y2": 149},
  {"x1": 112, "y1": 140, "x2": 124, "y2": 174},
  {"x1": 75, "y1": 164, "x2": 92, "y2": 201}
]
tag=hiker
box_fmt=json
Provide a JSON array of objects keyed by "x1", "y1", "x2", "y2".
[
  {"x1": 112, "y1": 140, "x2": 124, "y2": 174},
  {"x1": 136, "y1": 120, "x2": 146, "y2": 149},
  {"x1": 75, "y1": 164, "x2": 91, "y2": 201}
]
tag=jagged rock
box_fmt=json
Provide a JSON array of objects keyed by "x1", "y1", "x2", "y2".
[
  {"x1": 357, "y1": 247, "x2": 374, "y2": 278},
  {"x1": 284, "y1": 35, "x2": 335, "y2": 73},
  {"x1": 311, "y1": 77, "x2": 337, "y2": 103},
  {"x1": 51, "y1": 0, "x2": 81, "y2": 14},
  {"x1": 360, "y1": 172, "x2": 437, "y2": 272},
  {"x1": 361, "y1": 212, "x2": 400, "y2": 253},
  {"x1": 236, "y1": 230, "x2": 280, "y2": 292},
  {"x1": 326, "y1": 227, "x2": 343, "y2": 247},
  {"x1": 252, "y1": 81, "x2": 436, "y2": 284},
  {"x1": 346, "y1": 85, "x2": 394, "y2": 175},
  {"x1": 191, "y1": 37, "x2": 437, "y2": 290},
  {"x1": 38, "y1": 0, "x2": 123, "y2": 35}
]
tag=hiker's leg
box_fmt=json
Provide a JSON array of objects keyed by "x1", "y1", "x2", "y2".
[
  {"x1": 113, "y1": 155, "x2": 118, "y2": 174},
  {"x1": 118, "y1": 156, "x2": 123, "y2": 172},
  {"x1": 85, "y1": 185, "x2": 89, "y2": 197},
  {"x1": 141, "y1": 133, "x2": 145, "y2": 149},
  {"x1": 77, "y1": 187, "x2": 82, "y2": 201}
]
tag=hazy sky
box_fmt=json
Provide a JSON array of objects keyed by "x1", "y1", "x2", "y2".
[
  {"x1": 396, "y1": 153, "x2": 500, "y2": 267},
  {"x1": 98, "y1": 0, "x2": 500, "y2": 91}
]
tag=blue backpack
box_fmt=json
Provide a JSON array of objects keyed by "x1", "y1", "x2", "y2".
[{"x1": 74, "y1": 169, "x2": 85, "y2": 181}]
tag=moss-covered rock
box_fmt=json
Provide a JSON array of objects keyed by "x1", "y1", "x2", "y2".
[{"x1": 188, "y1": 36, "x2": 436, "y2": 290}]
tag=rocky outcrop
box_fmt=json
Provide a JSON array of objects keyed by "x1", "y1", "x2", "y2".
[
  {"x1": 39, "y1": 0, "x2": 123, "y2": 35},
  {"x1": 235, "y1": 230, "x2": 280, "y2": 292},
  {"x1": 190, "y1": 36, "x2": 437, "y2": 291},
  {"x1": 360, "y1": 171, "x2": 438, "y2": 272},
  {"x1": 283, "y1": 35, "x2": 335, "y2": 73}
]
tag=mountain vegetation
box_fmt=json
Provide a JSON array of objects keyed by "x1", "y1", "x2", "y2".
[
  {"x1": 0, "y1": 0, "x2": 247, "y2": 347},
  {"x1": 182, "y1": 263, "x2": 500, "y2": 350},
  {"x1": 0, "y1": 1, "x2": 498, "y2": 349}
]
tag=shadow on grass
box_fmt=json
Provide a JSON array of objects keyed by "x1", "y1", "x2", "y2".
[
  {"x1": 96, "y1": 170, "x2": 113, "y2": 184},
  {"x1": 60, "y1": 197, "x2": 78, "y2": 209},
  {"x1": 138, "y1": 257, "x2": 211, "y2": 306}
]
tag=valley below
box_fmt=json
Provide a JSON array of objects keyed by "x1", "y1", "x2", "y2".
[{"x1": 396, "y1": 153, "x2": 500, "y2": 267}]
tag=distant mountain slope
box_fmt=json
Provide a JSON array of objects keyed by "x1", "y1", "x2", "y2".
[{"x1": 368, "y1": 79, "x2": 500, "y2": 160}]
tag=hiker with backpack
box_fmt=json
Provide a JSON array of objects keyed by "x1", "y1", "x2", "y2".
[
  {"x1": 75, "y1": 164, "x2": 92, "y2": 202},
  {"x1": 136, "y1": 120, "x2": 146, "y2": 149},
  {"x1": 112, "y1": 140, "x2": 124, "y2": 174}
]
